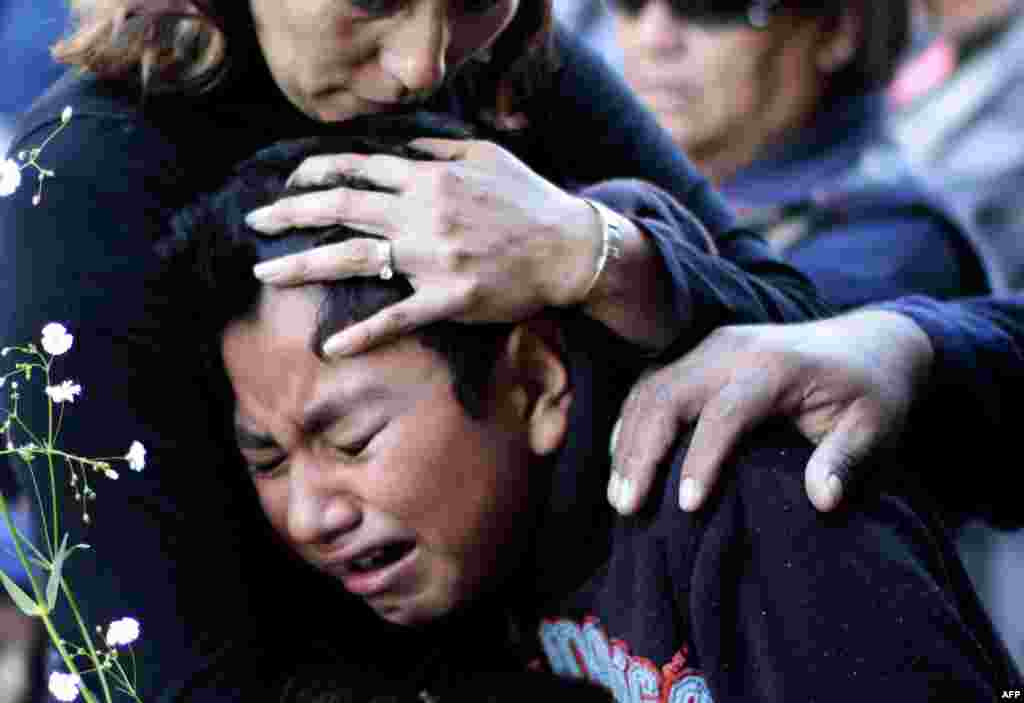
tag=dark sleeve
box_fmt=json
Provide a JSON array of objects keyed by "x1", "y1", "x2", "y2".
[
  {"x1": 876, "y1": 294, "x2": 1024, "y2": 527},
  {"x1": 0, "y1": 110, "x2": 207, "y2": 696},
  {"x1": 579, "y1": 179, "x2": 826, "y2": 353},
  {"x1": 520, "y1": 27, "x2": 829, "y2": 332},
  {"x1": 686, "y1": 427, "x2": 1022, "y2": 700},
  {"x1": 788, "y1": 210, "x2": 988, "y2": 310}
]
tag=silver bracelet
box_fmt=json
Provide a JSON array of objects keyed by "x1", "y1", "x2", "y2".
[{"x1": 580, "y1": 198, "x2": 626, "y2": 302}]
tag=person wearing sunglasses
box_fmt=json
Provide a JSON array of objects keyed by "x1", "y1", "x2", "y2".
[{"x1": 611, "y1": 0, "x2": 1001, "y2": 313}]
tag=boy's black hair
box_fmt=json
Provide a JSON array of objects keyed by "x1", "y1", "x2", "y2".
[{"x1": 158, "y1": 113, "x2": 515, "y2": 419}]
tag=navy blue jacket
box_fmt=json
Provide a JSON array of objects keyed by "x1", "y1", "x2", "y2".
[
  {"x1": 0, "y1": 26, "x2": 827, "y2": 698},
  {"x1": 880, "y1": 294, "x2": 1024, "y2": 528},
  {"x1": 723, "y1": 93, "x2": 1002, "y2": 308}
]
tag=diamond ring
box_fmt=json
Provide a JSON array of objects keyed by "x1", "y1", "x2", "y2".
[{"x1": 378, "y1": 239, "x2": 395, "y2": 280}]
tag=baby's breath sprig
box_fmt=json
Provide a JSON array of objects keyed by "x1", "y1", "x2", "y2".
[
  {"x1": 0, "y1": 105, "x2": 73, "y2": 205},
  {"x1": 2, "y1": 322, "x2": 146, "y2": 703}
]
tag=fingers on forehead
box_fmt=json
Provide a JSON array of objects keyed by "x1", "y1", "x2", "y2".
[{"x1": 291, "y1": 153, "x2": 415, "y2": 190}]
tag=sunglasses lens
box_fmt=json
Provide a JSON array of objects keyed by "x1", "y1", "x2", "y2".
[
  {"x1": 668, "y1": 1, "x2": 752, "y2": 25},
  {"x1": 613, "y1": 0, "x2": 760, "y2": 26},
  {"x1": 612, "y1": 0, "x2": 649, "y2": 15}
]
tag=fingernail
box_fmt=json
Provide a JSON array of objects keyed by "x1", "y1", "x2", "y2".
[
  {"x1": 246, "y1": 207, "x2": 274, "y2": 231},
  {"x1": 616, "y1": 475, "x2": 636, "y2": 514},
  {"x1": 609, "y1": 418, "x2": 622, "y2": 458},
  {"x1": 322, "y1": 333, "x2": 352, "y2": 358},
  {"x1": 253, "y1": 258, "x2": 288, "y2": 281},
  {"x1": 607, "y1": 472, "x2": 622, "y2": 511},
  {"x1": 679, "y1": 476, "x2": 703, "y2": 512},
  {"x1": 823, "y1": 473, "x2": 844, "y2": 510}
]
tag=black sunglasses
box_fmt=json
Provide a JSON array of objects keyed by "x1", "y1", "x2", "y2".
[{"x1": 610, "y1": 0, "x2": 780, "y2": 28}]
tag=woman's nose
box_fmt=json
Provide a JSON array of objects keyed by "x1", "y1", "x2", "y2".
[
  {"x1": 286, "y1": 457, "x2": 361, "y2": 549},
  {"x1": 381, "y1": 1, "x2": 449, "y2": 98},
  {"x1": 634, "y1": 0, "x2": 687, "y2": 53}
]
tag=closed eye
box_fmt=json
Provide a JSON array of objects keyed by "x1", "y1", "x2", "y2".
[
  {"x1": 331, "y1": 422, "x2": 387, "y2": 459},
  {"x1": 248, "y1": 454, "x2": 287, "y2": 478}
]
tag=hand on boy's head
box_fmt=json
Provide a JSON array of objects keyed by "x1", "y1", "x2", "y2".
[
  {"x1": 248, "y1": 137, "x2": 604, "y2": 357},
  {"x1": 608, "y1": 311, "x2": 934, "y2": 516}
]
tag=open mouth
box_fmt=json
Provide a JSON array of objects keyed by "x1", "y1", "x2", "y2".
[{"x1": 349, "y1": 540, "x2": 417, "y2": 574}]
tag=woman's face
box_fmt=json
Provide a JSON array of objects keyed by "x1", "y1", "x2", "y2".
[
  {"x1": 250, "y1": 0, "x2": 520, "y2": 122},
  {"x1": 616, "y1": 4, "x2": 832, "y2": 182}
]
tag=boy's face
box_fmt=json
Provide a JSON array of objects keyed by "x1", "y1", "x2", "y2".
[{"x1": 221, "y1": 286, "x2": 552, "y2": 626}]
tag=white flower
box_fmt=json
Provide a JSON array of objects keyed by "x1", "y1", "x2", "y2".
[
  {"x1": 45, "y1": 380, "x2": 82, "y2": 404},
  {"x1": 125, "y1": 441, "x2": 147, "y2": 471},
  {"x1": 61, "y1": 106, "x2": 73, "y2": 123},
  {"x1": 104, "y1": 468, "x2": 119, "y2": 480},
  {"x1": 0, "y1": 158, "x2": 21, "y2": 197},
  {"x1": 48, "y1": 672, "x2": 81, "y2": 702},
  {"x1": 105, "y1": 617, "x2": 140, "y2": 647},
  {"x1": 40, "y1": 323, "x2": 74, "y2": 356}
]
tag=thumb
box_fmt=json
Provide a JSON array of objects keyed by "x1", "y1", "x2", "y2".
[{"x1": 803, "y1": 402, "x2": 885, "y2": 512}]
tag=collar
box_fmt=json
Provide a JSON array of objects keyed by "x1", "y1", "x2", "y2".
[
  {"x1": 521, "y1": 315, "x2": 647, "y2": 607},
  {"x1": 721, "y1": 92, "x2": 887, "y2": 210}
]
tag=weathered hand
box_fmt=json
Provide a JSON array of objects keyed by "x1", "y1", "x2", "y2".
[
  {"x1": 608, "y1": 310, "x2": 935, "y2": 514},
  {"x1": 246, "y1": 138, "x2": 601, "y2": 356}
]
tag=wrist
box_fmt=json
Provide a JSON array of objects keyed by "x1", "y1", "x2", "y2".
[
  {"x1": 846, "y1": 308, "x2": 936, "y2": 390},
  {"x1": 578, "y1": 199, "x2": 626, "y2": 304},
  {"x1": 546, "y1": 196, "x2": 606, "y2": 308}
]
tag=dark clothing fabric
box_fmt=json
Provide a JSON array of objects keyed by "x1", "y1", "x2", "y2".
[
  {"x1": 880, "y1": 294, "x2": 1024, "y2": 529},
  {"x1": 0, "y1": 26, "x2": 827, "y2": 698},
  {"x1": 521, "y1": 316, "x2": 1022, "y2": 702},
  {"x1": 0, "y1": 0, "x2": 68, "y2": 126},
  {"x1": 169, "y1": 313, "x2": 1022, "y2": 703},
  {"x1": 724, "y1": 93, "x2": 1001, "y2": 309}
]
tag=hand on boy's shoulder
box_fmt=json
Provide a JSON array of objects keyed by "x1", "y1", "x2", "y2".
[{"x1": 630, "y1": 420, "x2": 819, "y2": 528}]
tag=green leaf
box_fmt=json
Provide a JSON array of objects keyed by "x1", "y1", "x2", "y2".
[
  {"x1": 46, "y1": 534, "x2": 70, "y2": 612},
  {"x1": 0, "y1": 568, "x2": 42, "y2": 617}
]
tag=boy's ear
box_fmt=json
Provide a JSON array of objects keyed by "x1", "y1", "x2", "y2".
[{"x1": 501, "y1": 318, "x2": 572, "y2": 456}]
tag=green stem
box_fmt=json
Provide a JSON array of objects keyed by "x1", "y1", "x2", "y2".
[
  {"x1": 111, "y1": 652, "x2": 142, "y2": 703},
  {"x1": 10, "y1": 413, "x2": 46, "y2": 455},
  {"x1": 35, "y1": 117, "x2": 69, "y2": 154},
  {"x1": 0, "y1": 495, "x2": 101, "y2": 703},
  {"x1": 61, "y1": 580, "x2": 117, "y2": 703},
  {"x1": 47, "y1": 388, "x2": 60, "y2": 556}
]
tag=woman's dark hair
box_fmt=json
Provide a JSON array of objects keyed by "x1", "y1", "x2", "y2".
[
  {"x1": 52, "y1": 0, "x2": 558, "y2": 125},
  {"x1": 781, "y1": 0, "x2": 911, "y2": 97}
]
